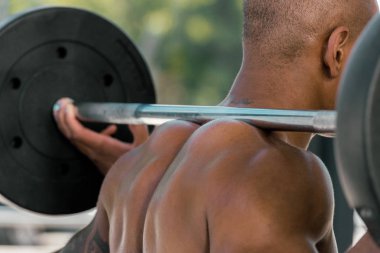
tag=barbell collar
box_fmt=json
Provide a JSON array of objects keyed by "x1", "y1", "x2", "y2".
[{"x1": 76, "y1": 102, "x2": 337, "y2": 134}]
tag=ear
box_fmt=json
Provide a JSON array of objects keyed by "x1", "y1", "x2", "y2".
[{"x1": 323, "y1": 26, "x2": 350, "y2": 78}]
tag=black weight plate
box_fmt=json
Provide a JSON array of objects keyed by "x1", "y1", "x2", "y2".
[
  {"x1": 0, "y1": 7, "x2": 155, "y2": 215},
  {"x1": 335, "y1": 14, "x2": 380, "y2": 243}
]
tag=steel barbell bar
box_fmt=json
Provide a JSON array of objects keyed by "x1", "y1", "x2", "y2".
[{"x1": 75, "y1": 102, "x2": 337, "y2": 134}]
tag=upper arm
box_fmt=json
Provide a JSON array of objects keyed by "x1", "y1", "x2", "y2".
[
  {"x1": 57, "y1": 220, "x2": 109, "y2": 253},
  {"x1": 57, "y1": 204, "x2": 110, "y2": 253},
  {"x1": 207, "y1": 148, "x2": 336, "y2": 253},
  {"x1": 100, "y1": 120, "x2": 200, "y2": 205}
]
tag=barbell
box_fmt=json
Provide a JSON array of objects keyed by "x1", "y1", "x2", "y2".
[
  {"x1": 76, "y1": 103, "x2": 336, "y2": 133},
  {"x1": 0, "y1": 5, "x2": 379, "y2": 244}
]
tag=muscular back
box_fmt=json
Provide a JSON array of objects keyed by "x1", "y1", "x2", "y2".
[
  {"x1": 59, "y1": 119, "x2": 336, "y2": 253},
  {"x1": 144, "y1": 119, "x2": 336, "y2": 252}
]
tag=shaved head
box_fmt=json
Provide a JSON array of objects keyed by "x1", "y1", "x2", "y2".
[{"x1": 243, "y1": 0, "x2": 377, "y2": 63}]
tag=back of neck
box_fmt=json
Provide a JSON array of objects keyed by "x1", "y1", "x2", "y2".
[
  {"x1": 219, "y1": 62, "x2": 320, "y2": 150},
  {"x1": 221, "y1": 61, "x2": 322, "y2": 110}
]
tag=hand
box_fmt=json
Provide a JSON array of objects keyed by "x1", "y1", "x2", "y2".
[{"x1": 53, "y1": 98, "x2": 149, "y2": 175}]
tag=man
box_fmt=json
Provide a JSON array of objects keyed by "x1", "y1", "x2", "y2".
[{"x1": 53, "y1": 0, "x2": 380, "y2": 252}]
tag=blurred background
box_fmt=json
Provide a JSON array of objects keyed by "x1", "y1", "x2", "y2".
[
  {"x1": 0, "y1": 0, "x2": 376, "y2": 252},
  {"x1": 2, "y1": 0, "x2": 243, "y2": 106}
]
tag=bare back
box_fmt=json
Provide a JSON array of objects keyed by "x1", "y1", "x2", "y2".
[{"x1": 60, "y1": 119, "x2": 337, "y2": 253}]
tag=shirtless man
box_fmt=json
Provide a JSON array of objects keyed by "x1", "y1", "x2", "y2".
[{"x1": 53, "y1": 0, "x2": 380, "y2": 252}]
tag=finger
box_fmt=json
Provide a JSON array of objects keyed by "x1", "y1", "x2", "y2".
[
  {"x1": 101, "y1": 125, "x2": 117, "y2": 136},
  {"x1": 53, "y1": 98, "x2": 73, "y2": 137},
  {"x1": 129, "y1": 124, "x2": 149, "y2": 146},
  {"x1": 62, "y1": 102, "x2": 87, "y2": 139},
  {"x1": 63, "y1": 103, "x2": 121, "y2": 148}
]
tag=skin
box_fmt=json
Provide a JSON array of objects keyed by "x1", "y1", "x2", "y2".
[
  {"x1": 53, "y1": 1, "x2": 380, "y2": 252},
  {"x1": 53, "y1": 100, "x2": 149, "y2": 175},
  {"x1": 349, "y1": 233, "x2": 380, "y2": 253}
]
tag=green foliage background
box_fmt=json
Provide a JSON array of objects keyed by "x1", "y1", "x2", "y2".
[{"x1": 7, "y1": 0, "x2": 243, "y2": 105}]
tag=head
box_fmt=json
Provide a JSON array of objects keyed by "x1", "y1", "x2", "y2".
[{"x1": 242, "y1": 0, "x2": 378, "y2": 109}]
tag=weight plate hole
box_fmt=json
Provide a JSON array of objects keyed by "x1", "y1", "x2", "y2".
[
  {"x1": 11, "y1": 136, "x2": 23, "y2": 149},
  {"x1": 11, "y1": 78, "x2": 21, "y2": 90},
  {"x1": 103, "y1": 74, "x2": 114, "y2": 87},
  {"x1": 57, "y1": 47, "x2": 68, "y2": 59}
]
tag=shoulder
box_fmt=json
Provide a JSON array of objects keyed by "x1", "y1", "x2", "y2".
[
  {"x1": 182, "y1": 119, "x2": 327, "y2": 194},
  {"x1": 146, "y1": 120, "x2": 201, "y2": 148},
  {"x1": 108, "y1": 120, "x2": 201, "y2": 177},
  {"x1": 123, "y1": 120, "x2": 200, "y2": 160},
  {"x1": 192, "y1": 119, "x2": 332, "y2": 194},
  {"x1": 193, "y1": 118, "x2": 265, "y2": 139},
  {"x1": 200, "y1": 126, "x2": 334, "y2": 247},
  {"x1": 184, "y1": 119, "x2": 269, "y2": 153},
  {"x1": 100, "y1": 120, "x2": 200, "y2": 201},
  {"x1": 204, "y1": 135, "x2": 332, "y2": 204}
]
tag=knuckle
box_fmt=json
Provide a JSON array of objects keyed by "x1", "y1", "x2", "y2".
[{"x1": 68, "y1": 131, "x2": 79, "y2": 141}]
